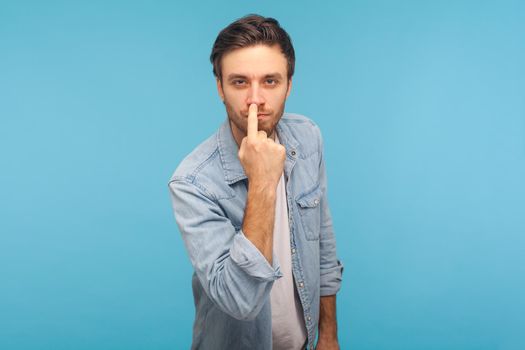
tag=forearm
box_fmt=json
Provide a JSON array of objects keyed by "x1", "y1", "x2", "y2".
[
  {"x1": 242, "y1": 181, "x2": 277, "y2": 264},
  {"x1": 318, "y1": 294, "x2": 338, "y2": 342}
]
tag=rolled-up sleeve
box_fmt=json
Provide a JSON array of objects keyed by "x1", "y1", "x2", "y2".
[
  {"x1": 316, "y1": 127, "x2": 344, "y2": 296},
  {"x1": 168, "y1": 178, "x2": 282, "y2": 321},
  {"x1": 230, "y1": 229, "x2": 282, "y2": 280}
]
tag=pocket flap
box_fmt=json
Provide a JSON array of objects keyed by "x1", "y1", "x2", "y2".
[{"x1": 296, "y1": 184, "x2": 322, "y2": 208}]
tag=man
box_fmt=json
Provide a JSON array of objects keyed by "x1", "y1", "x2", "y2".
[{"x1": 168, "y1": 14, "x2": 343, "y2": 350}]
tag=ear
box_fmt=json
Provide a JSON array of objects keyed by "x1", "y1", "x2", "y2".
[
  {"x1": 216, "y1": 78, "x2": 225, "y2": 101},
  {"x1": 285, "y1": 78, "x2": 293, "y2": 98}
]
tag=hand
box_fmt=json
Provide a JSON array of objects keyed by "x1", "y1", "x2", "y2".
[
  {"x1": 315, "y1": 338, "x2": 340, "y2": 350},
  {"x1": 238, "y1": 103, "x2": 286, "y2": 190}
]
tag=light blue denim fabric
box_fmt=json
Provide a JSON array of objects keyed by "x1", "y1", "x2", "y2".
[{"x1": 168, "y1": 113, "x2": 343, "y2": 349}]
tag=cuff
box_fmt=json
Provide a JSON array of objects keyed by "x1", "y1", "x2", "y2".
[{"x1": 320, "y1": 259, "x2": 344, "y2": 296}]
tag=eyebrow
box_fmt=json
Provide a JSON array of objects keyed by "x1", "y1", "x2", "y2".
[{"x1": 227, "y1": 73, "x2": 284, "y2": 81}]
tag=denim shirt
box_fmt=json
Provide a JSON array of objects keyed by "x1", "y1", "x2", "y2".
[{"x1": 168, "y1": 113, "x2": 343, "y2": 350}]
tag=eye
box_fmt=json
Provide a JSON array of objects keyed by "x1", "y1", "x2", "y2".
[
  {"x1": 266, "y1": 79, "x2": 277, "y2": 85},
  {"x1": 232, "y1": 79, "x2": 246, "y2": 86}
]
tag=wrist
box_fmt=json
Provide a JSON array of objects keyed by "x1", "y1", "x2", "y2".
[
  {"x1": 317, "y1": 333, "x2": 338, "y2": 342},
  {"x1": 248, "y1": 179, "x2": 278, "y2": 194},
  {"x1": 318, "y1": 327, "x2": 338, "y2": 343}
]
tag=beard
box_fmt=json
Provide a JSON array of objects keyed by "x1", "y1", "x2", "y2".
[{"x1": 224, "y1": 98, "x2": 286, "y2": 141}]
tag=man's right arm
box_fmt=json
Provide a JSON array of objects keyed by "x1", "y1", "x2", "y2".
[
  {"x1": 169, "y1": 104, "x2": 285, "y2": 321},
  {"x1": 237, "y1": 103, "x2": 286, "y2": 264},
  {"x1": 169, "y1": 178, "x2": 282, "y2": 321}
]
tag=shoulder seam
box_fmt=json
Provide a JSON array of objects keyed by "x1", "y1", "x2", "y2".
[
  {"x1": 168, "y1": 176, "x2": 217, "y2": 202},
  {"x1": 169, "y1": 147, "x2": 221, "y2": 201}
]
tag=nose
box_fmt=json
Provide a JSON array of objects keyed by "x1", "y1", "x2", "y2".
[{"x1": 246, "y1": 83, "x2": 265, "y2": 107}]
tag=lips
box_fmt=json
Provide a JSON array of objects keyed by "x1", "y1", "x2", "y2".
[{"x1": 244, "y1": 112, "x2": 271, "y2": 118}]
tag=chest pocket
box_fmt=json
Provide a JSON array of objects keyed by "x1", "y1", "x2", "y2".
[{"x1": 295, "y1": 183, "x2": 322, "y2": 241}]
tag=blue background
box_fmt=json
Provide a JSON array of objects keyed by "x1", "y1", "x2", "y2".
[{"x1": 1, "y1": 1, "x2": 524, "y2": 349}]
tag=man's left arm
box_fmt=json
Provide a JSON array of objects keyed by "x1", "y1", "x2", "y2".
[{"x1": 316, "y1": 125, "x2": 344, "y2": 348}]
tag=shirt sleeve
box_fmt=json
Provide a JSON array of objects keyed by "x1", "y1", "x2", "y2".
[
  {"x1": 316, "y1": 126, "x2": 344, "y2": 296},
  {"x1": 168, "y1": 178, "x2": 282, "y2": 320}
]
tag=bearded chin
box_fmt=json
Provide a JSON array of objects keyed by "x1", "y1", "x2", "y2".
[{"x1": 256, "y1": 118, "x2": 274, "y2": 135}]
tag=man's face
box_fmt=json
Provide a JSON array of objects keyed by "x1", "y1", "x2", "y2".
[{"x1": 217, "y1": 44, "x2": 292, "y2": 146}]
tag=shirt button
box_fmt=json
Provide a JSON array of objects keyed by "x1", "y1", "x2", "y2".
[
  {"x1": 298, "y1": 282, "x2": 304, "y2": 288},
  {"x1": 291, "y1": 150, "x2": 296, "y2": 156},
  {"x1": 314, "y1": 199, "x2": 319, "y2": 205},
  {"x1": 307, "y1": 316, "x2": 311, "y2": 321},
  {"x1": 291, "y1": 248, "x2": 296, "y2": 254}
]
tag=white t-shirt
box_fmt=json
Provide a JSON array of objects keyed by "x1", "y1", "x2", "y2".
[{"x1": 270, "y1": 134, "x2": 308, "y2": 350}]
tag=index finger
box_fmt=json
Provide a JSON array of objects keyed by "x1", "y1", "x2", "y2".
[{"x1": 247, "y1": 103, "x2": 258, "y2": 139}]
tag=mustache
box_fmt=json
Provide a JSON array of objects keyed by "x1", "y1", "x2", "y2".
[{"x1": 242, "y1": 110, "x2": 272, "y2": 116}]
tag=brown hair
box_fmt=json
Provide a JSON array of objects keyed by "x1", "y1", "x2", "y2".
[{"x1": 210, "y1": 14, "x2": 295, "y2": 82}]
